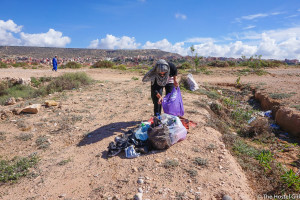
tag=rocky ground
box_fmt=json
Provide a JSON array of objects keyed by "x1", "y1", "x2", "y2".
[{"x1": 0, "y1": 66, "x2": 299, "y2": 200}]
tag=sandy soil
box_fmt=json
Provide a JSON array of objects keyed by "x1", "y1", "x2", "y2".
[{"x1": 1, "y1": 66, "x2": 299, "y2": 199}]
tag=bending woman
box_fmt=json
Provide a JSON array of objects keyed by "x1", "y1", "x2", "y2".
[{"x1": 142, "y1": 59, "x2": 178, "y2": 116}]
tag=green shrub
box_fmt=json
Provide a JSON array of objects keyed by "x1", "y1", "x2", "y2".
[
  {"x1": 227, "y1": 60, "x2": 236, "y2": 67},
  {"x1": 0, "y1": 154, "x2": 39, "y2": 182},
  {"x1": 0, "y1": 84, "x2": 36, "y2": 105},
  {"x1": 194, "y1": 157, "x2": 208, "y2": 166},
  {"x1": 208, "y1": 60, "x2": 229, "y2": 67},
  {"x1": 222, "y1": 97, "x2": 238, "y2": 108},
  {"x1": 131, "y1": 76, "x2": 139, "y2": 81},
  {"x1": 92, "y1": 60, "x2": 114, "y2": 68},
  {"x1": 0, "y1": 73, "x2": 91, "y2": 105},
  {"x1": 163, "y1": 159, "x2": 179, "y2": 169},
  {"x1": 36, "y1": 135, "x2": 50, "y2": 149},
  {"x1": 61, "y1": 61, "x2": 82, "y2": 69},
  {"x1": 233, "y1": 139, "x2": 260, "y2": 157},
  {"x1": 30, "y1": 77, "x2": 41, "y2": 87},
  {"x1": 45, "y1": 72, "x2": 92, "y2": 94},
  {"x1": 291, "y1": 105, "x2": 300, "y2": 111},
  {"x1": 0, "y1": 61, "x2": 8, "y2": 68},
  {"x1": 256, "y1": 150, "x2": 273, "y2": 171},
  {"x1": 281, "y1": 169, "x2": 300, "y2": 191},
  {"x1": 231, "y1": 108, "x2": 253, "y2": 123},
  {"x1": 12, "y1": 62, "x2": 27, "y2": 68},
  {"x1": 112, "y1": 64, "x2": 127, "y2": 70},
  {"x1": 180, "y1": 62, "x2": 193, "y2": 69}
]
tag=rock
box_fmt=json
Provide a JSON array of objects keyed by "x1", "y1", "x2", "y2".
[
  {"x1": 21, "y1": 104, "x2": 41, "y2": 114},
  {"x1": 58, "y1": 194, "x2": 66, "y2": 198},
  {"x1": 137, "y1": 178, "x2": 144, "y2": 184},
  {"x1": 155, "y1": 159, "x2": 162, "y2": 163},
  {"x1": 132, "y1": 167, "x2": 138, "y2": 172},
  {"x1": 112, "y1": 195, "x2": 120, "y2": 200},
  {"x1": 45, "y1": 100, "x2": 58, "y2": 107},
  {"x1": 222, "y1": 195, "x2": 233, "y2": 200},
  {"x1": 5, "y1": 97, "x2": 16, "y2": 105},
  {"x1": 138, "y1": 188, "x2": 143, "y2": 193},
  {"x1": 18, "y1": 78, "x2": 31, "y2": 86},
  {"x1": 16, "y1": 97, "x2": 23, "y2": 102},
  {"x1": 12, "y1": 108, "x2": 23, "y2": 115},
  {"x1": 275, "y1": 107, "x2": 300, "y2": 136},
  {"x1": 1, "y1": 110, "x2": 13, "y2": 119},
  {"x1": 134, "y1": 193, "x2": 143, "y2": 200},
  {"x1": 187, "y1": 179, "x2": 192, "y2": 183}
]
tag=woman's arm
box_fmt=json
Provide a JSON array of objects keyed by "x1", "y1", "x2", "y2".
[{"x1": 174, "y1": 76, "x2": 178, "y2": 87}]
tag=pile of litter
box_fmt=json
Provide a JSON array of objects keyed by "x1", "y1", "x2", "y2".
[{"x1": 107, "y1": 113, "x2": 196, "y2": 158}]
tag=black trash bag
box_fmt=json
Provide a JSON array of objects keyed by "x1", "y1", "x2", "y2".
[{"x1": 147, "y1": 124, "x2": 171, "y2": 150}]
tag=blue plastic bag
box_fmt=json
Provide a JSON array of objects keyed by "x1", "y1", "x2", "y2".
[{"x1": 162, "y1": 87, "x2": 184, "y2": 116}]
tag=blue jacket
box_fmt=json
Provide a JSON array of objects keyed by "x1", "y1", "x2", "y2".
[{"x1": 52, "y1": 57, "x2": 57, "y2": 67}]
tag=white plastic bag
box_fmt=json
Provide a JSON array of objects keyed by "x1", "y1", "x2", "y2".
[
  {"x1": 160, "y1": 113, "x2": 187, "y2": 145},
  {"x1": 187, "y1": 73, "x2": 199, "y2": 91}
]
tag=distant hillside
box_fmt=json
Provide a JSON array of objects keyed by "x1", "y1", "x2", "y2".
[{"x1": 0, "y1": 46, "x2": 181, "y2": 59}]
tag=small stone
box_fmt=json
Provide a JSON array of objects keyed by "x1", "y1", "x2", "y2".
[
  {"x1": 21, "y1": 104, "x2": 41, "y2": 114},
  {"x1": 187, "y1": 179, "x2": 192, "y2": 183},
  {"x1": 134, "y1": 193, "x2": 143, "y2": 200},
  {"x1": 222, "y1": 195, "x2": 233, "y2": 200},
  {"x1": 132, "y1": 167, "x2": 138, "y2": 172},
  {"x1": 58, "y1": 194, "x2": 66, "y2": 198},
  {"x1": 45, "y1": 100, "x2": 58, "y2": 107},
  {"x1": 219, "y1": 165, "x2": 223, "y2": 170},
  {"x1": 138, "y1": 187, "x2": 143, "y2": 193},
  {"x1": 5, "y1": 97, "x2": 16, "y2": 105},
  {"x1": 137, "y1": 178, "x2": 144, "y2": 184},
  {"x1": 155, "y1": 159, "x2": 162, "y2": 163}
]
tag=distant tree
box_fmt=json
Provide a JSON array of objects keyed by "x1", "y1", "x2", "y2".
[{"x1": 190, "y1": 45, "x2": 203, "y2": 72}]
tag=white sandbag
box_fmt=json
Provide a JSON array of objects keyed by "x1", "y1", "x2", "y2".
[{"x1": 187, "y1": 73, "x2": 199, "y2": 91}]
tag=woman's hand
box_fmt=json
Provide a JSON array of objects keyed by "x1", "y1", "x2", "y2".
[
  {"x1": 156, "y1": 93, "x2": 163, "y2": 104},
  {"x1": 158, "y1": 96, "x2": 163, "y2": 104},
  {"x1": 174, "y1": 81, "x2": 179, "y2": 88}
]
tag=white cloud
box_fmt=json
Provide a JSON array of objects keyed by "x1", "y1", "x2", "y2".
[
  {"x1": 175, "y1": 13, "x2": 187, "y2": 20},
  {"x1": 297, "y1": 9, "x2": 300, "y2": 12},
  {"x1": 0, "y1": 19, "x2": 22, "y2": 33},
  {"x1": 140, "y1": 26, "x2": 300, "y2": 60},
  {"x1": 243, "y1": 25, "x2": 256, "y2": 30},
  {"x1": 88, "y1": 39, "x2": 99, "y2": 49},
  {"x1": 185, "y1": 37, "x2": 215, "y2": 43},
  {"x1": 0, "y1": 19, "x2": 71, "y2": 47},
  {"x1": 20, "y1": 29, "x2": 71, "y2": 47},
  {"x1": 241, "y1": 13, "x2": 268, "y2": 20},
  {"x1": 142, "y1": 39, "x2": 188, "y2": 55},
  {"x1": 90, "y1": 34, "x2": 140, "y2": 49},
  {"x1": 236, "y1": 12, "x2": 282, "y2": 22},
  {"x1": 0, "y1": 19, "x2": 22, "y2": 45}
]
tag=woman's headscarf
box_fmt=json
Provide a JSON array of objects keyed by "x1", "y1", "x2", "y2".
[{"x1": 142, "y1": 59, "x2": 170, "y2": 86}]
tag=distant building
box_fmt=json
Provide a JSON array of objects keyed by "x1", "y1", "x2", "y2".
[{"x1": 284, "y1": 59, "x2": 299, "y2": 65}]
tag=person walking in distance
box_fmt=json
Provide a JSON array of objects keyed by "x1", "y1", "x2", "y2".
[{"x1": 52, "y1": 55, "x2": 58, "y2": 72}]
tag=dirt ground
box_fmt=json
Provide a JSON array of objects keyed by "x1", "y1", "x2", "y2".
[{"x1": 0, "y1": 67, "x2": 299, "y2": 200}]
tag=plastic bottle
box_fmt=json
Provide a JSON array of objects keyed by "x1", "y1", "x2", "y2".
[{"x1": 135, "y1": 123, "x2": 149, "y2": 141}]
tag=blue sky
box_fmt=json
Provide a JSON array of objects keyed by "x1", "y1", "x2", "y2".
[{"x1": 1, "y1": 0, "x2": 300, "y2": 59}]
